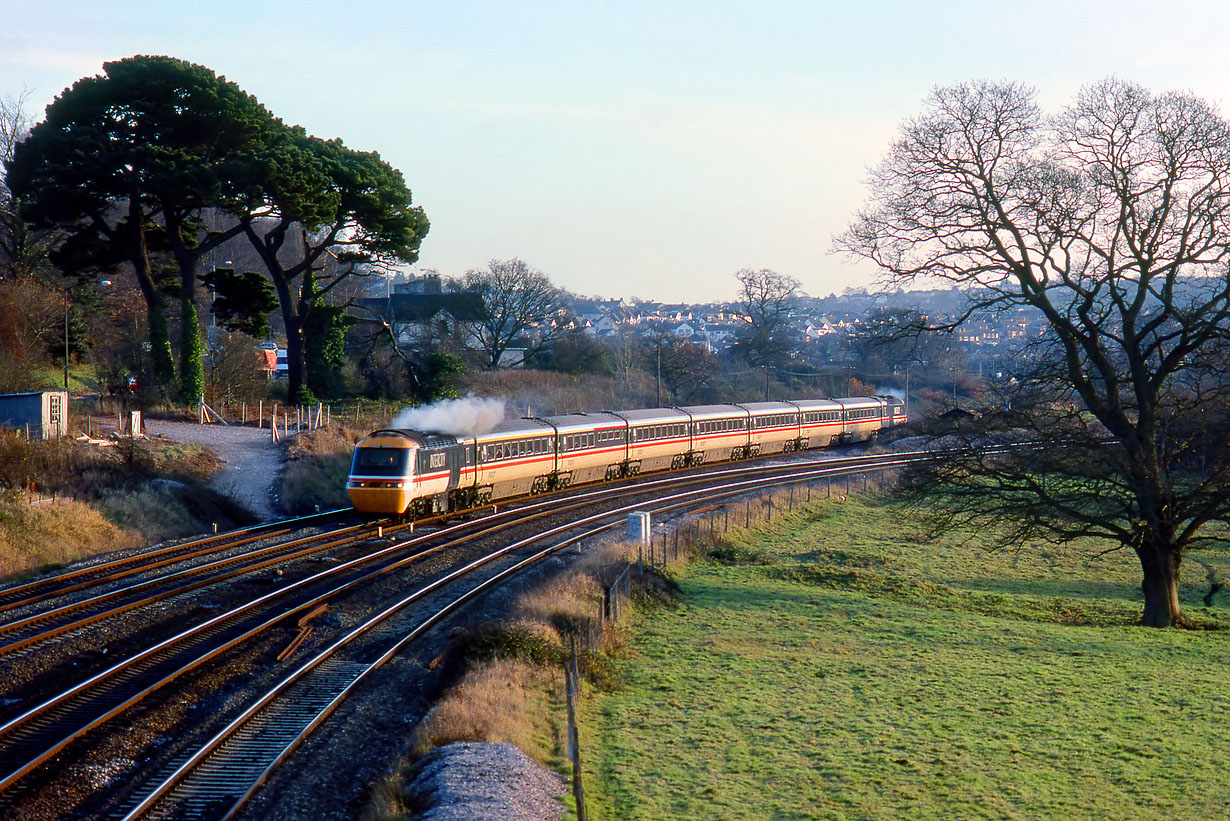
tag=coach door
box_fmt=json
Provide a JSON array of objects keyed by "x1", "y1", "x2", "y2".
[{"x1": 445, "y1": 446, "x2": 465, "y2": 489}]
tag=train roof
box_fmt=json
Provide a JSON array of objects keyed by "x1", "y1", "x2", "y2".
[
  {"x1": 737, "y1": 401, "x2": 801, "y2": 415},
  {"x1": 359, "y1": 429, "x2": 459, "y2": 448},
  {"x1": 608, "y1": 407, "x2": 692, "y2": 424},
  {"x1": 676, "y1": 404, "x2": 743, "y2": 420},
  {"x1": 538, "y1": 411, "x2": 627, "y2": 434},
  {"x1": 790, "y1": 398, "x2": 847, "y2": 412},
  {"x1": 833, "y1": 396, "x2": 888, "y2": 409},
  {"x1": 473, "y1": 418, "x2": 556, "y2": 443}
]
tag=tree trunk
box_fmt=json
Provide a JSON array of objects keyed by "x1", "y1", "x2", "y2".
[
  {"x1": 269, "y1": 271, "x2": 307, "y2": 405},
  {"x1": 117, "y1": 202, "x2": 175, "y2": 391},
  {"x1": 179, "y1": 294, "x2": 205, "y2": 404},
  {"x1": 1138, "y1": 544, "x2": 1184, "y2": 627},
  {"x1": 168, "y1": 219, "x2": 205, "y2": 405}
]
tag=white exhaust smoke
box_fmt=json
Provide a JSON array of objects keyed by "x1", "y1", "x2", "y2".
[{"x1": 390, "y1": 395, "x2": 507, "y2": 436}]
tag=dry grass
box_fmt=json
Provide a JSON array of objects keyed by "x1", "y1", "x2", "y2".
[
  {"x1": 411, "y1": 660, "x2": 560, "y2": 759},
  {"x1": 280, "y1": 425, "x2": 362, "y2": 515},
  {"x1": 359, "y1": 772, "x2": 409, "y2": 821},
  {"x1": 93, "y1": 481, "x2": 250, "y2": 544},
  {"x1": 0, "y1": 428, "x2": 261, "y2": 582},
  {"x1": 0, "y1": 493, "x2": 138, "y2": 578},
  {"x1": 356, "y1": 540, "x2": 650, "y2": 820}
]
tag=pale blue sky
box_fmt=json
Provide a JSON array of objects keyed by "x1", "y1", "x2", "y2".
[{"x1": 4, "y1": 1, "x2": 1230, "y2": 301}]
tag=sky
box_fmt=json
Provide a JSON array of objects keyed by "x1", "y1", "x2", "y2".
[{"x1": 4, "y1": 1, "x2": 1230, "y2": 303}]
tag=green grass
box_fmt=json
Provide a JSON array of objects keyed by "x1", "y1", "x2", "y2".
[{"x1": 580, "y1": 496, "x2": 1230, "y2": 819}]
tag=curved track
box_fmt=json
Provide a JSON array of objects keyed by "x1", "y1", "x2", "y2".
[{"x1": 0, "y1": 448, "x2": 925, "y2": 818}]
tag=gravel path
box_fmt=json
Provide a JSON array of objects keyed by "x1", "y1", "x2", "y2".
[{"x1": 143, "y1": 420, "x2": 283, "y2": 521}]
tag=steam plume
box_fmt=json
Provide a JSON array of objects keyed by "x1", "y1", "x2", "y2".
[{"x1": 390, "y1": 395, "x2": 507, "y2": 436}]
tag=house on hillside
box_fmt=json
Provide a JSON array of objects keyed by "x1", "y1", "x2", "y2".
[{"x1": 354, "y1": 275, "x2": 487, "y2": 351}]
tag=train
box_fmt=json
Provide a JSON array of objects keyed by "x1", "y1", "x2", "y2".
[{"x1": 347, "y1": 396, "x2": 906, "y2": 517}]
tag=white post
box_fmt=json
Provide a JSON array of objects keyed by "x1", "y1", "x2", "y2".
[{"x1": 626, "y1": 511, "x2": 651, "y2": 545}]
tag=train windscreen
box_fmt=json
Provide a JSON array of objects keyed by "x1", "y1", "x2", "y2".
[{"x1": 351, "y1": 447, "x2": 411, "y2": 477}]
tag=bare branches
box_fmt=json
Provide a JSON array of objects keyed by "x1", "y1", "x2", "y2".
[
  {"x1": 460, "y1": 258, "x2": 566, "y2": 369},
  {"x1": 844, "y1": 78, "x2": 1230, "y2": 625},
  {"x1": 733, "y1": 268, "x2": 801, "y2": 369}
]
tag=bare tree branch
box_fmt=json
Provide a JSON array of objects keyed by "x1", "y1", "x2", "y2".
[{"x1": 839, "y1": 79, "x2": 1230, "y2": 627}]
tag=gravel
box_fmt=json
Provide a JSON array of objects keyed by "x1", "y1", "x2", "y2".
[
  {"x1": 143, "y1": 419, "x2": 284, "y2": 521},
  {"x1": 406, "y1": 742, "x2": 567, "y2": 820}
]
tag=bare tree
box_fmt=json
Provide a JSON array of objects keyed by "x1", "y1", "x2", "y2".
[
  {"x1": 732, "y1": 268, "x2": 801, "y2": 371},
  {"x1": 0, "y1": 89, "x2": 49, "y2": 275},
  {"x1": 460, "y1": 258, "x2": 566, "y2": 369},
  {"x1": 641, "y1": 323, "x2": 721, "y2": 404},
  {"x1": 838, "y1": 78, "x2": 1230, "y2": 627}
]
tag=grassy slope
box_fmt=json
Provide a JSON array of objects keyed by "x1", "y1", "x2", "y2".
[
  {"x1": 581, "y1": 497, "x2": 1230, "y2": 819},
  {"x1": 0, "y1": 433, "x2": 254, "y2": 580}
]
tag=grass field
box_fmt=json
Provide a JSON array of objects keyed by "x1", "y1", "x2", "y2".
[{"x1": 579, "y1": 495, "x2": 1230, "y2": 819}]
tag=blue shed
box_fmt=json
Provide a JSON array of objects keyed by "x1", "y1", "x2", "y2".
[{"x1": 0, "y1": 391, "x2": 69, "y2": 440}]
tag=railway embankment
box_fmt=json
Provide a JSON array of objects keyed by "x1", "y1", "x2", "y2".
[
  {"x1": 366, "y1": 483, "x2": 822, "y2": 820},
  {"x1": 0, "y1": 422, "x2": 254, "y2": 580}
]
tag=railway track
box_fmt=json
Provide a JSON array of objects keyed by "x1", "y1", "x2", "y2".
[
  {"x1": 0, "y1": 510, "x2": 349, "y2": 616},
  {"x1": 0, "y1": 519, "x2": 391, "y2": 660},
  {"x1": 0, "y1": 448, "x2": 924, "y2": 818},
  {"x1": 122, "y1": 453, "x2": 913, "y2": 819}
]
